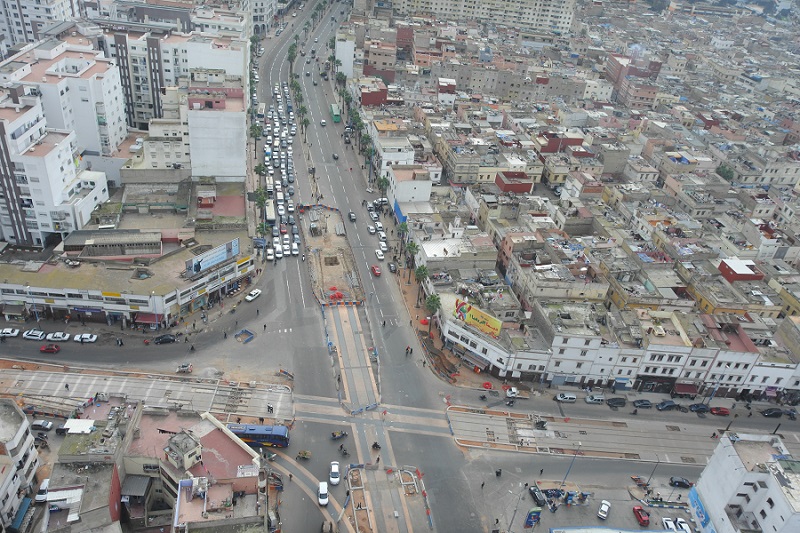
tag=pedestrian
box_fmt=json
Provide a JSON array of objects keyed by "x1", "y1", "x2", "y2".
[
  {"x1": 235, "y1": 320, "x2": 238, "y2": 327},
  {"x1": 264, "y1": 324, "x2": 267, "y2": 331},
  {"x1": 224, "y1": 331, "x2": 228, "y2": 339},
  {"x1": 288, "y1": 473, "x2": 292, "y2": 482},
  {"x1": 540, "y1": 468, "x2": 544, "y2": 475},
  {"x1": 376, "y1": 456, "x2": 380, "y2": 464},
  {"x1": 259, "y1": 417, "x2": 264, "y2": 424},
  {"x1": 677, "y1": 494, "x2": 682, "y2": 501},
  {"x1": 382, "y1": 320, "x2": 386, "y2": 327},
  {"x1": 257, "y1": 309, "x2": 260, "y2": 316},
  {"x1": 185, "y1": 336, "x2": 189, "y2": 343},
  {"x1": 481, "y1": 481, "x2": 485, "y2": 489},
  {"x1": 65, "y1": 383, "x2": 69, "y2": 391},
  {"x1": 339, "y1": 443, "x2": 344, "y2": 451},
  {"x1": 748, "y1": 411, "x2": 753, "y2": 417},
  {"x1": 422, "y1": 360, "x2": 426, "y2": 367},
  {"x1": 406, "y1": 345, "x2": 410, "y2": 353},
  {"x1": 711, "y1": 432, "x2": 717, "y2": 439},
  {"x1": 237, "y1": 417, "x2": 242, "y2": 423},
  {"x1": 409, "y1": 348, "x2": 413, "y2": 355}
]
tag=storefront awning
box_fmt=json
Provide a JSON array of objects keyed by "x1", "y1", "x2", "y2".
[
  {"x1": 673, "y1": 383, "x2": 699, "y2": 395},
  {"x1": 765, "y1": 387, "x2": 778, "y2": 397},
  {"x1": 2, "y1": 304, "x2": 25, "y2": 315},
  {"x1": 134, "y1": 313, "x2": 161, "y2": 324},
  {"x1": 11, "y1": 497, "x2": 32, "y2": 531}
]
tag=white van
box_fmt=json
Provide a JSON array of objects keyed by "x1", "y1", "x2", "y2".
[
  {"x1": 276, "y1": 192, "x2": 285, "y2": 205},
  {"x1": 378, "y1": 231, "x2": 387, "y2": 242},
  {"x1": 35, "y1": 478, "x2": 50, "y2": 503},
  {"x1": 555, "y1": 393, "x2": 577, "y2": 403}
]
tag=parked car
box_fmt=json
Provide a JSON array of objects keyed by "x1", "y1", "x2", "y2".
[
  {"x1": 45, "y1": 332, "x2": 70, "y2": 342},
  {"x1": 669, "y1": 476, "x2": 693, "y2": 488},
  {"x1": 632, "y1": 506, "x2": 650, "y2": 526},
  {"x1": 0, "y1": 328, "x2": 20, "y2": 338},
  {"x1": 710, "y1": 407, "x2": 730, "y2": 416},
  {"x1": 606, "y1": 397, "x2": 627, "y2": 408},
  {"x1": 633, "y1": 399, "x2": 653, "y2": 409},
  {"x1": 40, "y1": 344, "x2": 60, "y2": 354},
  {"x1": 375, "y1": 250, "x2": 385, "y2": 260},
  {"x1": 689, "y1": 403, "x2": 710, "y2": 413},
  {"x1": 528, "y1": 484, "x2": 546, "y2": 506},
  {"x1": 762, "y1": 408, "x2": 783, "y2": 418},
  {"x1": 154, "y1": 334, "x2": 177, "y2": 345},
  {"x1": 73, "y1": 334, "x2": 97, "y2": 343},
  {"x1": 245, "y1": 289, "x2": 262, "y2": 302},
  {"x1": 675, "y1": 517, "x2": 692, "y2": 533},
  {"x1": 657, "y1": 400, "x2": 679, "y2": 411},
  {"x1": 585, "y1": 394, "x2": 605, "y2": 404},
  {"x1": 317, "y1": 481, "x2": 329, "y2": 506},
  {"x1": 554, "y1": 393, "x2": 577, "y2": 403},
  {"x1": 23, "y1": 329, "x2": 46, "y2": 341},
  {"x1": 662, "y1": 517, "x2": 677, "y2": 531},
  {"x1": 31, "y1": 420, "x2": 53, "y2": 431},
  {"x1": 388, "y1": 262, "x2": 397, "y2": 273},
  {"x1": 597, "y1": 500, "x2": 611, "y2": 520}
]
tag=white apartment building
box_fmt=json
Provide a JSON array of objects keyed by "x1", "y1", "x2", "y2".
[
  {"x1": 0, "y1": 399, "x2": 41, "y2": 532},
  {"x1": 0, "y1": 40, "x2": 128, "y2": 157},
  {"x1": 394, "y1": 0, "x2": 576, "y2": 34},
  {"x1": 386, "y1": 165, "x2": 432, "y2": 205},
  {"x1": 0, "y1": 0, "x2": 79, "y2": 50},
  {"x1": 373, "y1": 137, "x2": 415, "y2": 179},
  {"x1": 334, "y1": 32, "x2": 357, "y2": 79},
  {"x1": 0, "y1": 86, "x2": 109, "y2": 247},
  {"x1": 695, "y1": 434, "x2": 800, "y2": 533},
  {"x1": 99, "y1": 28, "x2": 249, "y2": 129},
  {"x1": 252, "y1": 0, "x2": 277, "y2": 34}
]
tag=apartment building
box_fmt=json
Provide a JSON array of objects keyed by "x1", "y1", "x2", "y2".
[
  {"x1": 394, "y1": 0, "x2": 576, "y2": 34},
  {"x1": 0, "y1": 399, "x2": 40, "y2": 532},
  {"x1": 0, "y1": 86, "x2": 109, "y2": 247},
  {"x1": 0, "y1": 0, "x2": 79, "y2": 53}
]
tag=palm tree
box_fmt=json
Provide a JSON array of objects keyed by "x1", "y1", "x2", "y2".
[
  {"x1": 405, "y1": 241, "x2": 419, "y2": 283},
  {"x1": 376, "y1": 176, "x2": 389, "y2": 197},
  {"x1": 294, "y1": 34, "x2": 300, "y2": 46},
  {"x1": 257, "y1": 222, "x2": 271, "y2": 237},
  {"x1": 302, "y1": 117, "x2": 310, "y2": 141},
  {"x1": 415, "y1": 265, "x2": 429, "y2": 306},
  {"x1": 254, "y1": 163, "x2": 268, "y2": 177},
  {"x1": 397, "y1": 221, "x2": 409, "y2": 255},
  {"x1": 334, "y1": 59, "x2": 342, "y2": 73},
  {"x1": 249, "y1": 123, "x2": 262, "y2": 140},
  {"x1": 360, "y1": 133, "x2": 372, "y2": 154},
  {"x1": 298, "y1": 105, "x2": 308, "y2": 119},
  {"x1": 425, "y1": 294, "x2": 441, "y2": 335},
  {"x1": 303, "y1": 21, "x2": 311, "y2": 38},
  {"x1": 336, "y1": 72, "x2": 346, "y2": 86},
  {"x1": 287, "y1": 44, "x2": 297, "y2": 74},
  {"x1": 328, "y1": 37, "x2": 335, "y2": 50}
]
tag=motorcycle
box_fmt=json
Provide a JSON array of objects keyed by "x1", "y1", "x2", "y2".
[
  {"x1": 330, "y1": 431, "x2": 348, "y2": 440},
  {"x1": 479, "y1": 394, "x2": 487, "y2": 401},
  {"x1": 340, "y1": 448, "x2": 350, "y2": 457},
  {"x1": 631, "y1": 409, "x2": 638, "y2": 415},
  {"x1": 371, "y1": 442, "x2": 381, "y2": 450}
]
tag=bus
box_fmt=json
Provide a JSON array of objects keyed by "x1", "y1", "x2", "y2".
[
  {"x1": 257, "y1": 103, "x2": 266, "y2": 120},
  {"x1": 264, "y1": 199, "x2": 276, "y2": 224},
  {"x1": 330, "y1": 104, "x2": 341, "y2": 123},
  {"x1": 227, "y1": 424, "x2": 290, "y2": 448}
]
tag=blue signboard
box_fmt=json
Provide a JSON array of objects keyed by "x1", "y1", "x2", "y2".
[
  {"x1": 688, "y1": 487, "x2": 716, "y2": 533},
  {"x1": 524, "y1": 507, "x2": 541, "y2": 528},
  {"x1": 185, "y1": 239, "x2": 240, "y2": 275}
]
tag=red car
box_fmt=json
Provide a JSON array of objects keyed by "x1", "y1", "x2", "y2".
[
  {"x1": 370, "y1": 265, "x2": 381, "y2": 277},
  {"x1": 710, "y1": 407, "x2": 730, "y2": 416},
  {"x1": 280, "y1": 224, "x2": 288, "y2": 234},
  {"x1": 40, "y1": 344, "x2": 60, "y2": 354},
  {"x1": 632, "y1": 506, "x2": 650, "y2": 526}
]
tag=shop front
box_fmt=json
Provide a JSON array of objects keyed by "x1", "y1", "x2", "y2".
[{"x1": 1, "y1": 304, "x2": 26, "y2": 322}]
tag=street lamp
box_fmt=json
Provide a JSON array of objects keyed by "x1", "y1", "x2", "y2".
[
  {"x1": 560, "y1": 442, "x2": 582, "y2": 488},
  {"x1": 707, "y1": 363, "x2": 731, "y2": 405},
  {"x1": 645, "y1": 453, "x2": 660, "y2": 487},
  {"x1": 26, "y1": 285, "x2": 39, "y2": 322}
]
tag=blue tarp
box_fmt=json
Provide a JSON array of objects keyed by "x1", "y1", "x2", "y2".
[{"x1": 11, "y1": 497, "x2": 32, "y2": 531}]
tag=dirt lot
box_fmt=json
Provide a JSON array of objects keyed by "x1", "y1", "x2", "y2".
[{"x1": 302, "y1": 206, "x2": 364, "y2": 304}]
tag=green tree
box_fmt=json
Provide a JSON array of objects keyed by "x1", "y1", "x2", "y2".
[
  {"x1": 257, "y1": 222, "x2": 271, "y2": 237},
  {"x1": 304, "y1": 21, "x2": 311, "y2": 38},
  {"x1": 397, "y1": 221, "x2": 409, "y2": 255},
  {"x1": 287, "y1": 43, "x2": 298, "y2": 74},
  {"x1": 255, "y1": 163, "x2": 268, "y2": 177},
  {"x1": 376, "y1": 176, "x2": 389, "y2": 196},
  {"x1": 717, "y1": 164, "x2": 735, "y2": 181},
  {"x1": 415, "y1": 265, "x2": 429, "y2": 306},
  {"x1": 334, "y1": 59, "x2": 342, "y2": 72},
  {"x1": 298, "y1": 105, "x2": 308, "y2": 119},
  {"x1": 405, "y1": 241, "x2": 419, "y2": 283},
  {"x1": 328, "y1": 37, "x2": 335, "y2": 50},
  {"x1": 249, "y1": 123, "x2": 262, "y2": 140},
  {"x1": 254, "y1": 187, "x2": 269, "y2": 223},
  {"x1": 336, "y1": 72, "x2": 346, "y2": 86},
  {"x1": 424, "y1": 294, "x2": 441, "y2": 335},
  {"x1": 302, "y1": 117, "x2": 310, "y2": 141},
  {"x1": 360, "y1": 133, "x2": 372, "y2": 154}
]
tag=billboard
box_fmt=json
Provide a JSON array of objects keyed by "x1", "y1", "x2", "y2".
[
  {"x1": 186, "y1": 239, "x2": 240, "y2": 276},
  {"x1": 454, "y1": 299, "x2": 502, "y2": 338}
]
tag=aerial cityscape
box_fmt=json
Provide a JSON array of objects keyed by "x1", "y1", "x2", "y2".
[{"x1": 0, "y1": 0, "x2": 799, "y2": 532}]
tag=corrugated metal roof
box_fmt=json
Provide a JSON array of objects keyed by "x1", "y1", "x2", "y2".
[{"x1": 121, "y1": 475, "x2": 151, "y2": 497}]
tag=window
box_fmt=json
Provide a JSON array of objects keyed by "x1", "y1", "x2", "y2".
[
  {"x1": 767, "y1": 498, "x2": 774, "y2": 508},
  {"x1": 559, "y1": 349, "x2": 565, "y2": 355},
  {"x1": 554, "y1": 361, "x2": 561, "y2": 367},
  {"x1": 576, "y1": 362, "x2": 583, "y2": 369},
  {"x1": 584, "y1": 339, "x2": 590, "y2": 346}
]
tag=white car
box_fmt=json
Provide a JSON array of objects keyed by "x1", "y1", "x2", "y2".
[
  {"x1": 0, "y1": 328, "x2": 20, "y2": 338},
  {"x1": 367, "y1": 225, "x2": 376, "y2": 235},
  {"x1": 266, "y1": 249, "x2": 275, "y2": 261},
  {"x1": 329, "y1": 461, "x2": 340, "y2": 485},
  {"x1": 662, "y1": 517, "x2": 677, "y2": 531},
  {"x1": 277, "y1": 205, "x2": 286, "y2": 216},
  {"x1": 23, "y1": 329, "x2": 46, "y2": 341},
  {"x1": 273, "y1": 237, "x2": 281, "y2": 249},
  {"x1": 379, "y1": 241, "x2": 388, "y2": 252},
  {"x1": 506, "y1": 387, "x2": 518, "y2": 399},
  {"x1": 675, "y1": 518, "x2": 692, "y2": 533},
  {"x1": 275, "y1": 247, "x2": 284, "y2": 259},
  {"x1": 370, "y1": 211, "x2": 379, "y2": 222},
  {"x1": 597, "y1": 500, "x2": 611, "y2": 520},
  {"x1": 375, "y1": 250, "x2": 385, "y2": 260},
  {"x1": 46, "y1": 332, "x2": 70, "y2": 342},
  {"x1": 73, "y1": 333, "x2": 97, "y2": 343},
  {"x1": 245, "y1": 289, "x2": 262, "y2": 302},
  {"x1": 318, "y1": 482, "x2": 329, "y2": 506},
  {"x1": 282, "y1": 243, "x2": 291, "y2": 255},
  {"x1": 287, "y1": 203, "x2": 295, "y2": 213},
  {"x1": 374, "y1": 222, "x2": 384, "y2": 232}
]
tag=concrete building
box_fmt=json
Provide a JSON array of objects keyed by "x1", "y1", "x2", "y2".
[
  {"x1": 387, "y1": 165, "x2": 432, "y2": 206},
  {"x1": 393, "y1": 0, "x2": 577, "y2": 34},
  {"x1": 0, "y1": 0, "x2": 78, "y2": 51},
  {"x1": 0, "y1": 86, "x2": 109, "y2": 247},
  {"x1": 0, "y1": 399, "x2": 41, "y2": 533}
]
